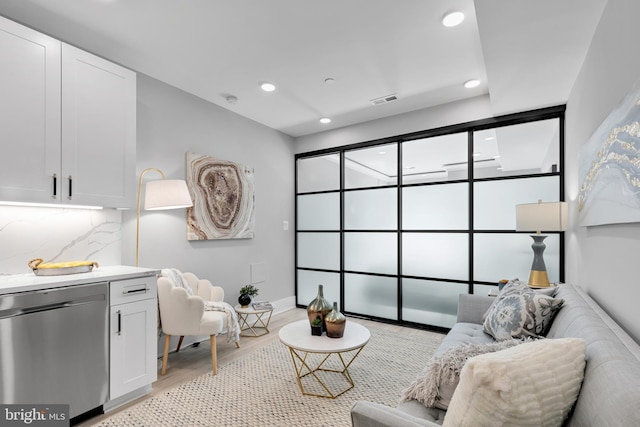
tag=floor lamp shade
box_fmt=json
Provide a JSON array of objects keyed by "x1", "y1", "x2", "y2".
[
  {"x1": 515, "y1": 201, "x2": 568, "y2": 287},
  {"x1": 145, "y1": 179, "x2": 193, "y2": 210},
  {"x1": 136, "y1": 168, "x2": 193, "y2": 267}
]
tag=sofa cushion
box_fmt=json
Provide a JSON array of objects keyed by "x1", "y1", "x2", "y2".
[
  {"x1": 402, "y1": 339, "x2": 526, "y2": 410},
  {"x1": 442, "y1": 337, "x2": 586, "y2": 427},
  {"x1": 483, "y1": 282, "x2": 564, "y2": 340}
]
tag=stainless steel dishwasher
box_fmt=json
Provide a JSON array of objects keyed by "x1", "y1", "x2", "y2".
[{"x1": 0, "y1": 282, "x2": 109, "y2": 419}]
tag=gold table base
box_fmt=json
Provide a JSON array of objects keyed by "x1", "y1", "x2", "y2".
[
  {"x1": 285, "y1": 345, "x2": 366, "y2": 398},
  {"x1": 237, "y1": 309, "x2": 273, "y2": 337}
]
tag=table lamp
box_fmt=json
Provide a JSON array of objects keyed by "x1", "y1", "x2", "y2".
[
  {"x1": 515, "y1": 200, "x2": 568, "y2": 287},
  {"x1": 136, "y1": 167, "x2": 193, "y2": 266}
]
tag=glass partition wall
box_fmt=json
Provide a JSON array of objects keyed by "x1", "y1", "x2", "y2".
[{"x1": 296, "y1": 106, "x2": 565, "y2": 330}]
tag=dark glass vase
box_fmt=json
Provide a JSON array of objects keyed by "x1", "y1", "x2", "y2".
[
  {"x1": 325, "y1": 301, "x2": 346, "y2": 338},
  {"x1": 238, "y1": 294, "x2": 252, "y2": 307},
  {"x1": 307, "y1": 284, "x2": 331, "y2": 334}
]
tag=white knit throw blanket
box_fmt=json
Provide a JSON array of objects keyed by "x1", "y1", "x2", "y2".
[
  {"x1": 204, "y1": 301, "x2": 241, "y2": 344},
  {"x1": 160, "y1": 268, "x2": 240, "y2": 343}
]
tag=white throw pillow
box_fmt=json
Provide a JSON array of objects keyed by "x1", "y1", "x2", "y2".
[{"x1": 443, "y1": 338, "x2": 586, "y2": 427}]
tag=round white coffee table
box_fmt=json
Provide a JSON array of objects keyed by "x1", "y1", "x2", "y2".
[{"x1": 279, "y1": 319, "x2": 370, "y2": 398}]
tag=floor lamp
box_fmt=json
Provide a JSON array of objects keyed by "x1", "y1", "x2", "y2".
[
  {"x1": 136, "y1": 168, "x2": 193, "y2": 267},
  {"x1": 515, "y1": 200, "x2": 568, "y2": 287}
]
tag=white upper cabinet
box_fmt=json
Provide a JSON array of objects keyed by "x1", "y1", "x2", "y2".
[
  {"x1": 62, "y1": 44, "x2": 136, "y2": 208},
  {"x1": 0, "y1": 16, "x2": 61, "y2": 203},
  {"x1": 0, "y1": 16, "x2": 136, "y2": 208}
]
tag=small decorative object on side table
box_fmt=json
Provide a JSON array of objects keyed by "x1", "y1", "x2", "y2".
[{"x1": 238, "y1": 284, "x2": 259, "y2": 308}]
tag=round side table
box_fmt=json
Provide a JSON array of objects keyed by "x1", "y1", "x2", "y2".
[{"x1": 234, "y1": 304, "x2": 274, "y2": 337}]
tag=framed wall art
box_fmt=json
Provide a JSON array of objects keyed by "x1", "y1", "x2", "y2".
[
  {"x1": 186, "y1": 152, "x2": 255, "y2": 240},
  {"x1": 578, "y1": 79, "x2": 640, "y2": 226}
]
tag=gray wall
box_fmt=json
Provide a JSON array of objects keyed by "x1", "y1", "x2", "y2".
[
  {"x1": 124, "y1": 74, "x2": 296, "y2": 307},
  {"x1": 565, "y1": 0, "x2": 640, "y2": 342}
]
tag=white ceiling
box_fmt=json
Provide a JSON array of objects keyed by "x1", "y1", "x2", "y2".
[{"x1": 0, "y1": 0, "x2": 607, "y2": 138}]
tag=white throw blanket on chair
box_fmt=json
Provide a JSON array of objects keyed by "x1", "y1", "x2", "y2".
[
  {"x1": 204, "y1": 301, "x2": 241, "y2": 344},
  {"x1": 160, "y1": 268, "x2": 240, "y2": 344}
]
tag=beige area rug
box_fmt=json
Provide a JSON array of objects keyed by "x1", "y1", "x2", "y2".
[{"x1": 96, "y1": 325, "x2": 444, "y2": 427}]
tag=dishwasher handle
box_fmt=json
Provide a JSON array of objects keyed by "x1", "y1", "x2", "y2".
[{"x1": 0, "y1": 292, "x2": 105, "y2": 320}]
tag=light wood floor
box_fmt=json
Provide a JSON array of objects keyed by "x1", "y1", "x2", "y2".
[{"x1": 79, "y1": 308, "x2": 438, "y2": 426}]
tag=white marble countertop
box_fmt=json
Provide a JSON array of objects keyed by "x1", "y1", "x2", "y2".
[{"x1": 0, "y1": 265, "x2": 160, "y2": 295}]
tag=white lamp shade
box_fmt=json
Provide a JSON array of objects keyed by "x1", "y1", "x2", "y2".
[
  {"x1": 516, "y1": 201, "x2": 568, "y2": 232},
  {"x1": 144, "y1": 179, "x2": 193, "y2": 210}
]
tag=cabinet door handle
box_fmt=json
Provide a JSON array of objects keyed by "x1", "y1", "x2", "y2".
[
  {"x1": 123, "y1": 287, "x2": 148, "y2": 295},
  {"x1": 67, "y1": 175, "x2": 73, "y2": 200},
  {"x1": 52, "y1": 174, "x2": 57, "y2": 198},
  {"x1": 117, "y1": 310, "x2": 122, "y2": 335}
]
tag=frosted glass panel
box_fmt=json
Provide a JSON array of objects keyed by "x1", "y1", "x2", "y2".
[
  {"x1": 474, "y1": 233, "x2": 561, "y2": 283},
  {"x1": 402, "y1": 279, "x2": 467, "y2": 328},
  {"x1": 297, "y1": 232, "x2": 340, "y2": 270},
  {"x1": 403, "y1": 184, "x2": 468, "y2": 230},
  {"x1": 344, "y1": 188, "x2": 396, "y2": 230},
  {"x1": 296, "y1": 270, "x2": 340, "y2": 306},
  {"x1": 402, "y1": 133, "x2": 468, "y2": 183},
  {"x1": 344, "y1": 273, "x2": 397, "y2": 320},
  {"x1": 344, "y1": 233, "x2": 397, "y2": 274},
  {"x1": 297, "y1": 193, "x2": 340, "y2": 230},
  {"x1": 474, "y1": 176, "x2": 559, "y2": 230},
  {"x1": 344, "y1": 143, "x2": 398, "y2": 189},
  {"x1": 297, "y1": 154, "x2": 340, "y2": 193},
  {"x1": 403, "y1": 233, "x2": 468, "y2": 280},
  {"x1": 474, "y1": 119, "x2": 560, "y2": 179}
]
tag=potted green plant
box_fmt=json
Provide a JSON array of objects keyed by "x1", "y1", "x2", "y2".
[{"x1": 238, "y1": 284, "x2": 259, "y2": 307}]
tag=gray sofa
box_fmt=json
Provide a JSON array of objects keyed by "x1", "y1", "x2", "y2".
[{"x1": 351, "y1": 282, "x2": 640, "y2": 426}]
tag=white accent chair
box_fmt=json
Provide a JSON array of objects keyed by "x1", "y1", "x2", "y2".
[{"x1": 157, "y1": 272, "x2": 239, "y2": 375}]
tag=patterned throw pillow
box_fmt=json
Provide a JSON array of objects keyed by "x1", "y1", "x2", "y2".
[
  {"x1": 483, "y1": 282, "x2": 564, "y2": 340},
  {"x1": 483, "y1": 279, "x2": 558, "y2": 321}
]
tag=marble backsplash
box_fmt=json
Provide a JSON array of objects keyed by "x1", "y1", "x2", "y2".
[{"x1": 0, "y1": 206, "x2": 122, "y2": 275}]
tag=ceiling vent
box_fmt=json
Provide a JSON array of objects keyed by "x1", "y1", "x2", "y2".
[{"x1": 370, "y1": 94, "x2": 398, "y2": 105}]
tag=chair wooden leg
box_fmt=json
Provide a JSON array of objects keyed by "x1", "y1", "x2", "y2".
[
  {"x1": 235, "y1": 341, "x2": 240, "y2": 348},
  {"x1": 162, "y1": 334, "x2": 171, "y2": 375},
  {"x1": 210, "y1": 335, "x2": 217, "y2": 375},
  {"x1": 176, "y1": 335, "x2": 184, "y2": 352}
]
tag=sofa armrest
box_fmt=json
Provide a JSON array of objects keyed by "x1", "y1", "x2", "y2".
[
  {"x1": 351, "y1": 401, "x2": 441, "y2": 427},
  {"x1": 456, "y1": 293, "x2": 494, "y2": 324}
]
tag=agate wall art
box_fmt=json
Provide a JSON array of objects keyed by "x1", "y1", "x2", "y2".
[
  {"x1": 578, "y1": 78, "x2": 640, "y2": 226},
  {"x1": 186, "y1": 152, "x2": 255, "y2": 240}
]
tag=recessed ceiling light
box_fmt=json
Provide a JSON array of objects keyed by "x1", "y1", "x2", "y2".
[
  {"x1": 464, "y1": 79, "x2": 480, "y2": 89},
  {"x1": 320, "y1": 117, "x2": 331, "y2": 124},
  {"x1": 493, "y1": 155, "x2": 501, "y2": 159},
  {"x1": 378, "y1": 151, "x2": 387, "y2": 155},
  {"x1": 260, "y1": 82, "x2": 276, "y2": 92},
  {"x1": 442, "y1": 11, "x2": 465, "y2": 27},
  {"x1": 485, "y1": 136, "x2": 496, "y2": 141},
  {"x1": 472, "y1": 152, "x2": 481, "y2": 156}
]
